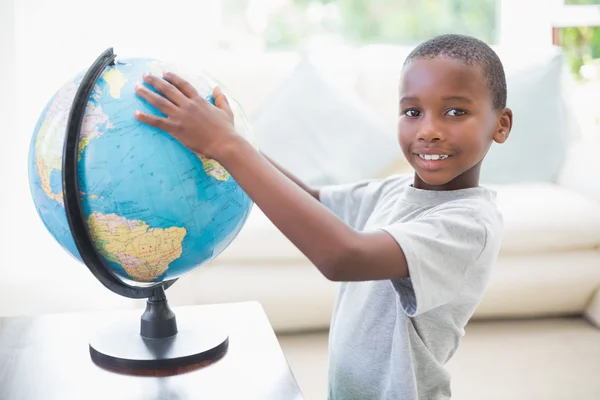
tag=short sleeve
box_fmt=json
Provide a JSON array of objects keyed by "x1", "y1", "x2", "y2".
[
  {"x1": 319, "y1": 179, "x2": 376, "y2": 228},
  {"x1": 381, "y1": 205, "x2": 489, "y2": 317}
]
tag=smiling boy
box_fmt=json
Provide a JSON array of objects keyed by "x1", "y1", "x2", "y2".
[{"x1": 134, "y1": 33, "x2": 513, "y2": 399}]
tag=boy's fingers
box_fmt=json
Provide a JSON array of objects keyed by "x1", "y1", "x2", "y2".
[
  {"x1": 214, "y1": 86, "x2": 229, "y2": 104},
  {"x1": 134, "y1": 110, "x2": 177, "y2": 133},
  {"x1": 142, "y1": 73, "x2": 187, "y2": 106},
  {"x1": 162, "y1": 72, "x2": 198, "y2": 99},
  {"x1": 135, "y1": 84, "x2": 177, "y2": 116},
  {"x1": 213, "y1": 86, "x2": 234, "y2": 119}
]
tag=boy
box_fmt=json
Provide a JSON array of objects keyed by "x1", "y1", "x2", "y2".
[{"x1": 134, "y1": 33, "x2": 513, "y2": 399}]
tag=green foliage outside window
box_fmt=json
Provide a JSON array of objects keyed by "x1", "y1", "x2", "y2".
[
  {"x1": 560, "y1": 0, "x2": 600, "y2": 79},
  {"x1": 332, "y1": 0, "x2": 497, "y2": 45},
  {"x1": 560, "y1": 26, "x2": 600, "y2": 79},
  {"x1": 229, "y1": 0, "x2": 498, "y2": 49}
]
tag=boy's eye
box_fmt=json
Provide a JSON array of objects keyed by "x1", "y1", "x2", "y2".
[
  {"x1": 403, "y1": 109, "x2": 421, "y2": 117},
  {"x1": 445, "y1": 108, "x2": 467, "y2": 117}
]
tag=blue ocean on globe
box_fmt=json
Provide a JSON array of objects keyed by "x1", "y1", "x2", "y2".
[{"x1": 28, "y1": 58, "x2": 254, "y2": 284}]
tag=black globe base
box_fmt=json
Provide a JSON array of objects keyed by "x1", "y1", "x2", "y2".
[{"x1": 89, "y1": 286, "x2": 228, "y2": 375}]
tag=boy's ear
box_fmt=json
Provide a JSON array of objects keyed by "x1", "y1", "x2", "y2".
[{"x1": 493, "y1": 107, "x2": 513, "y2": 144}]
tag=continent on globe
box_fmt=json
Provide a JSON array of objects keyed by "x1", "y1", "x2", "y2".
[
  {"x1": 198, "y1": 155, "x2": 230, "y2": 181},
  {"x1": 148, "y1": 61, "x2": 165, "y2": 75},
  {"x1": 102, "y1": 68, "x2": 127, "y2": 99},
  {"x1": 87, "y1": 212, "x2": 187, "y2": 282},
  {"x1": 78, "y1": 102, "x2": 111, "y2": 161},
  {"x1": 34, "y1": 80, "x2": 78, "y2": 205},
  {"x1": 36, "y1": 156, "x2": 63, "y2": 205},
  {"x1": 34, "y1": 79, "x2": 112, "y2": 205}
]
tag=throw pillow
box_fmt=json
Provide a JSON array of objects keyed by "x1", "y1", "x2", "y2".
[
  {"x1": 251, "y1": 59, "x2": 402, "y2": 187},
  {"x1": 480, "y1": 49, "x2": 569, "y2": 184}
]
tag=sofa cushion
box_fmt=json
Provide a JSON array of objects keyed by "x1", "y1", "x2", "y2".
[
  {"x1": 215, "y1": 205, "x2": 306, "y2": 263},
  {"x1": 215, "y1": 183, "x2": 600, "y2": 263},
  {"x1": 251, "y1": 58, "x2": 401, "y2": 187},
  {"x1": 584, "y1": 288, "x2": 600, "y2": 328},
  {"x1": 474, "y1": 250, "x2": 600, "y2": 319},
  {"x1": 491, "y1": 183, "x2": 600, "y2": 254},
  {"x1": 480, "y1": 49, "x2": 570, "y2": 184},
  {"x1": 557, "y1": 137, "x2": 600, "y2": 203}
]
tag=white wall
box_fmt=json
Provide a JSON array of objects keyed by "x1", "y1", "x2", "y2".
[
  {"x1": 14, "y1": 0, "x2": 222, "y2": 141},
  {"x1": 0, "y1": 0, "x2": 15, "y2": 115},
  {"x1": 0, "y1": 0, "x2": 18, "y2": 283}
]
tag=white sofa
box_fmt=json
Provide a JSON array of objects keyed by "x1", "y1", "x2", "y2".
[
  {"x1": 168, "y1": 44, "x2": 600, "y2": 333},
  {"x1": 3, "y1": 44, "x2": 600, "y2": 335}
]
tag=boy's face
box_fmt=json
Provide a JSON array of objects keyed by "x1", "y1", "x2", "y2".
[{"x1": 398, "y1": 57, "x2": 512, "y2": 190}]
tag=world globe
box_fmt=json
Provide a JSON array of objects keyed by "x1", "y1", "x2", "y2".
[
  {"x1": 26, "y1": 48, "x2": 254, "y2": 371},
  {"x1": 28, "y1": 51, "x2": 254, "y2": 286}
]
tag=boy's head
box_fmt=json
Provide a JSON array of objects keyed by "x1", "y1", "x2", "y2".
[{"x1": 398, "y1": 34, "x2": 513, "y2": 190}]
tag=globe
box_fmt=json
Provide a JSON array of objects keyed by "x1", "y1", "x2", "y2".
[{"x1": 28, "y1": 53, "x2": 254, "y2": 287}]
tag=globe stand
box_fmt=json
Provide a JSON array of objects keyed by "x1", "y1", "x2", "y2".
[
  {"x1": 62, "y1": 47, "x2": 228, "y2": 374},
  {"x1": 89, "y1": 285, "x2": 229, "y2": 373}
]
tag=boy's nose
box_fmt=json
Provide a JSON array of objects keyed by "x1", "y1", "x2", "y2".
[
  {"x1": 415, "y1": 115, "x2": 444, "y2": 142},
  {"x1": 416, "y1": 128, "x2": 443, "y2": 142}
]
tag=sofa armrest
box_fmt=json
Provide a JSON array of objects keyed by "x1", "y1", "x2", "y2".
[
  {"x1": 557, "y1": 136, "x2": 600, "y2": 203},
  {"x1": 585, "y1": 287, "x2": 600, "y2": 329}
]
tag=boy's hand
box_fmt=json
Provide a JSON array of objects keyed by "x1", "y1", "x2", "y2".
[{"x1": 134, "y1": 72, "x2": 238, "y2": 159}]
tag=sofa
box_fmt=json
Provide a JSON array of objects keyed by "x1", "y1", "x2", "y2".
[
  {"x1": 3, "y1": 44, "x2": 600, "y2": 336},
  {"x1": 172, "y1": 44, "x2": 600, "y2": 333}
]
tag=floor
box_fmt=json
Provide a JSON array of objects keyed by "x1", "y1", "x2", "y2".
[{"x1": 277, "y1": 317, "x2": 600, "y2": 400}]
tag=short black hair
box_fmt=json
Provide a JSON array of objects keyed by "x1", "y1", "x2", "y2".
[{"x1": 404, "y1": 34, "x2": 507, "y2": 110}]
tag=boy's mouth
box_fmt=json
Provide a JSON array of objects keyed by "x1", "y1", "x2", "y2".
[
  {"x1": 413, "y1": 153, "x2": 453, "y2": 170},
  {"x1": 416, "y1": 154, "x2": 449, "y2": 161}
]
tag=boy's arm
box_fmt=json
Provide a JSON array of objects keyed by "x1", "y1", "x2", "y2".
[
  {"x1": 215, "y1": 138, "x2": 409, "y2": 281},
  {"x1": 260, "y1": 153, "x2": 320, "y2": 201},
  {"x1": 133, "y1": 73, "x2": 409, "y2": 282}
]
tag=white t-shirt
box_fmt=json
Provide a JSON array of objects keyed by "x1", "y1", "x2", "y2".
[{"x1": 319, "y1": 173, "x2": 503, "y2": 400}]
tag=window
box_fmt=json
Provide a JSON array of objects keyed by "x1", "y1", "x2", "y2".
[
  {"x1": 552, "y1": 0, "x2": 600, "y2": 138},
  {"x1": 552, "y1": 0, "x2": 600, "y2": 79},
  {"x1": 219, "y1": 0, "x2": 499, "y2": 51}
]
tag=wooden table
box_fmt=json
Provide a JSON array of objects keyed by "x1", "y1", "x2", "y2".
[{"x1": 0, "y1": 301, "x2": 304, "y2": 400}]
